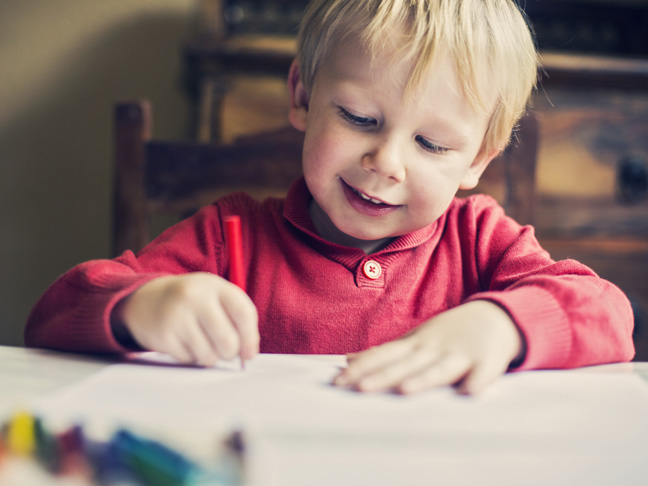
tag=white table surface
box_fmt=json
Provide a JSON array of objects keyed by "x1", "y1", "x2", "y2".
[
  {"x1": 0, "y1": 346, "x2": 113, "y2": 418},
  {"x1": 3, "y1": 344, "x2": 648, "y2": 398},
  {"x1": 4, "y1": 345, "x2": 648, "y2": 404},
  {"x1": 3, "y1": 345, "x2": 648, "y2": 486}
]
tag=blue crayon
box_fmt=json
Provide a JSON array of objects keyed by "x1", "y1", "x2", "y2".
[
  {"x1": 87, "y1": 436, "x2": 141, "y2": 486},
  {"x1": 112, "y1": 429, "x2": 205, "y2": 486}
]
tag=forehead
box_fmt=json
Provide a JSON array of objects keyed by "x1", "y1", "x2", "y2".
[
  {"x1": 325, "y1": 27, "x2": 495, "y2": 97},
  {"x1": 314, "y1": 32, "x2": 497, "y2": 146},
  {"x1": 319, "y1": 32, "x2": 488, "y2": 112}
]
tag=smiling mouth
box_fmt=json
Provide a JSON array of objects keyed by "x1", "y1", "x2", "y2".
[
  {"x1": 343, "y1": 180, "x2": 393, "y2": 206},
  {"x1": 340, "y1": 178, "x2": 402, "y2": 217},
  {"x1": 353, "y1": 188, "x2": 386, "y2": 205}
]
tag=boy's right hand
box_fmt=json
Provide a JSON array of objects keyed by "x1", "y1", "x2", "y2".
[{"x1": 111, "y1": 273, "x2": 259, "y2": 366}]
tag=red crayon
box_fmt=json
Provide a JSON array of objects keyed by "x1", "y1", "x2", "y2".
[
  {"x1": 225, "y1": 215, "x2": 245, "y2": 292},
  {"x1": 224, "y1": 215, "x2": 247, "y2": 370}
]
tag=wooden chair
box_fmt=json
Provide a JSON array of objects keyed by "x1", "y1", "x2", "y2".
[{"x1": 112, "y1": 100, "x2": 538, "y2": 256}]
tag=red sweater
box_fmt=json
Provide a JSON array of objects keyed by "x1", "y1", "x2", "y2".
[{"x1": 25, "y1": 178, "x2": 635, "y2": 370}]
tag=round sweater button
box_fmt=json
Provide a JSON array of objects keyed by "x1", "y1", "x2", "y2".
[{"x1": 362, "y1": 260, "x2": 382, "y2": 280}]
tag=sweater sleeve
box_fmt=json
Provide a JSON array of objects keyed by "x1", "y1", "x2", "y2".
[
  {"x1": 462, "y1": 196, "x2": 635, "y2": 371},
  {"x1": 24, "y1": 203, "x2": 226, "y2": 353}
]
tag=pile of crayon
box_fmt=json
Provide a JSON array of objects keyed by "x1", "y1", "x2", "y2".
[{"x1": 0, "y1": 410, "x2": 241, "y2": 486}]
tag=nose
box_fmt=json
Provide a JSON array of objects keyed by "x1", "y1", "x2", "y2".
[{"x1": 361, "y1": 137, "x2": 406, "y2": 182}]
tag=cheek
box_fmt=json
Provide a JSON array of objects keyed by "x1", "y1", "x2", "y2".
[
  {"x1": 406, "y1": 168, "x2": 460, "y2": 218},
  {"x1": 302, "y1": 135, "x2": 332, "y2": 197},
  {"x1": 302, "y1": 124, "x2": 349, "y2": 178}
]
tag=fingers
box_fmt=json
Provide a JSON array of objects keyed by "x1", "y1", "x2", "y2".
[
  {"x1": 335, "y1": 344, "x2": 506, "y2": 396},
  {"x1": 181, "y1": 319, "x2": 220, "y2": 366},
  {"x1": 456, "y1": 358, "x2": 510, "y2": 395},
  {"x1": 334, "y1": 341, "x2": 434, "y2": 391},
  {"x1": 161, "y1": 335, "x2": 196, "y2": 365},
  {"x1": 123, "y1": 273, "x2": 259, "y2": 367},
  {"x1": 196, "y1": 296, "x2": 242, "y2": 361},
  {"x1": 218, "y1": 285, "x2": 259, "y2": 361},
  {"x1": 335, "y1": 302, "x2": 522, "y2": 396},
  {"x1": 397, "y1": 353, "x2": 471, "y2": 394},
  {"x1": 335, "y1": 344, "x2": 470, "y2": 394},
  {"x1": 141, "y1": 309, "x2": 219, "y2": 366},
  {"x1": 185, "y1": 280, "x2": 258, "y2": 364},
  {"x1": 338, "y1": 341, "x2": 413, "y2": 382}
]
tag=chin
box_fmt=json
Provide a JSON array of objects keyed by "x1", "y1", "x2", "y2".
[{"x1": 341, "y1": 226, "x2": 396, "y2": 242}]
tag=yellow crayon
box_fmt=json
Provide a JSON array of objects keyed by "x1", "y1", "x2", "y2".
[{"x1": 7, "y1": 410, "x2": 36, "y2": 456}]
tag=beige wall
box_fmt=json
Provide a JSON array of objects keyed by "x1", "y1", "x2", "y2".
[{"x1": 0, "y1": 1, "x2": 197, "y2": 346}]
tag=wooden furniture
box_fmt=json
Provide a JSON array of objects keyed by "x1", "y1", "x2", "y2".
[
  {"x1": 112, "y1": 101, "x2": 538, "y2": 257},
  {"x1": 530, "y1": 53, "x2": 648, "y2": 360},
  {"x1": 184, "y1": 35, "x2": 296, "y2": 142},
  {"x1": 113, "y1": 100, "x2": 304, "y2": 256}
]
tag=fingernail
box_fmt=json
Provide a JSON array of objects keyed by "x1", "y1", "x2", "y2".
[{"x1": 240, "y1": 346, "x2": 257, "y2": 361}]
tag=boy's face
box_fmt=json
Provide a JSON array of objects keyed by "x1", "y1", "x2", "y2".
[{"x1": 288, "y1": 33, "x2": 498, "y2": 251}]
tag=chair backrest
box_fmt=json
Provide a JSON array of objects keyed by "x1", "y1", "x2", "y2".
[{"x1": 112, "y1": 100, "x2": 538, "y2": 256}]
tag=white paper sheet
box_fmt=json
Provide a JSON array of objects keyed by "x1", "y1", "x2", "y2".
[{"x1": 31, "y1": 353, "x2": 648, "y2": 486}]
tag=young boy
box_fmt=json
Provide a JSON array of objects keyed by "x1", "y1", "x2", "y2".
[{"x1": 25, "y1": 0, "x2": 634, "y2": 395}]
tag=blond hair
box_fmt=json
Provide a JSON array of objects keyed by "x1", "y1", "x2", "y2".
[{"x1": 296, "y1": 0, "x2": 539, "y2": 153}]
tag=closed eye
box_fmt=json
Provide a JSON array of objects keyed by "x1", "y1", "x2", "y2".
[
  {"x1": 338, "y1": 107, "x2": 377, "y2": 127},
  {"x1": 415, "y1": 135, "x2": 450, "y2": 155}
]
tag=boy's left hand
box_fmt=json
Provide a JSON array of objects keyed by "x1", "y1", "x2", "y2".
[{"x1": 333, "y1": 301, "x2": 525, "y2": 395}]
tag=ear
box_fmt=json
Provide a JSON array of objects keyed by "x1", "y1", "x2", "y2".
[
  {"x1": 287, "y1": 59, "x2": 310, "y2": 132},
  {"x1": 459, "y1": 148, "x2": 500, "y2": 190}
]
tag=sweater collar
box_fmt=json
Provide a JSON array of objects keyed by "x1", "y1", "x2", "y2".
[{"x1": 283, "y1": 177, "x2": 443, "y2": 266}]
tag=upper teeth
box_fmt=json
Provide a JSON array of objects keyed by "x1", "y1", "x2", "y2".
[{"x1": 358, "y1": 191, "x2": 382, "y2": 204}]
